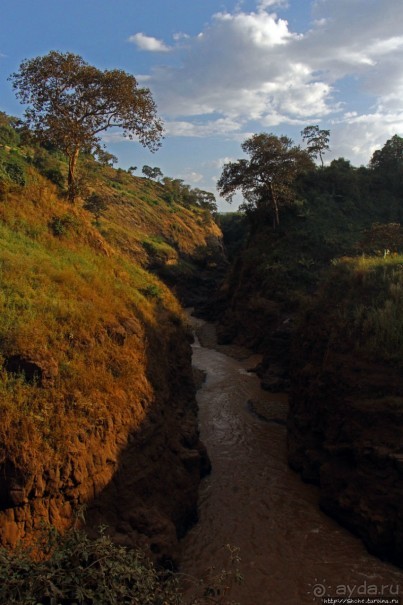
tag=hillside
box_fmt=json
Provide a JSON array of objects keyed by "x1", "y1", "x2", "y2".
[
  {"x1": 215, "y1": 135, "x2": 403, "y2": 564},
  {"x1": 0, "y1": 121, "x2": 221, "y2": 563}
]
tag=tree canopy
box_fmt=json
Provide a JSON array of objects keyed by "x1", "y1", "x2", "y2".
[
  {"x1": 369, "y1": 135, "x2": 403, "y2": 206},
  {"x1": 161, "y1": 177, "x2": 217, "y2": 213},
  {"x1": 301, "y1": 125, "x2": 330, "y2": 167},
  {"x1": 10, "y1": 51, "x2": 164, "y2": 201},
  {"x1": 142, "y1": 165, "x2": 164, "y2": 181},
  {"x1": 217, "y1": 133, "x2": 313, "y2": 228}
]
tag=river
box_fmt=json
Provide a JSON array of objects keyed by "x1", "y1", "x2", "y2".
[{"x1": 180, "y1": 318, "x2": 403, "y2": 605}]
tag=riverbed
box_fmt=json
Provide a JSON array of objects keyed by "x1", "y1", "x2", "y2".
[{"x1": 180, "y1": 318, "x2": 403, "y2": 605}]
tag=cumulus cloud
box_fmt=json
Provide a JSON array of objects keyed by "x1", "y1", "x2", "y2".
[
  {"x1": 165, "y1": 117, "x2": 243, "y2": 138},
  {"x1": 128, "y1": 0, "x2": 403, "y2": 164},
  {"x1": 331, "y1": 109, "x2": 403, "y2": 165},
  {"x1": 148, "y1": 8, "x2": 327, "y2": 127},
  {"x1": 128, "y1": 32, "x2": 171, "y2": 52}
]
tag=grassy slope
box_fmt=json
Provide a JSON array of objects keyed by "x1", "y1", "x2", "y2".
[
  {"x1": 297, "y1": 254, "x2": 403, "y2": 366},
  {"x1": 88, "y1": 164, "x2": 222, "y2": 267},
  {"x1": 0, "y1": 146, "x2": 220, "y2": 479}
]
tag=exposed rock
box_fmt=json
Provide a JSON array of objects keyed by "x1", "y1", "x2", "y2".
[
  {"x1": 247, "y1": 398, "x2": 288, "y2": 425},
  {"x1": 0, "y1": 319, "x2": 210, "y2": 567},
  {"x1": 3, "y1": 353, "x2": 58, "y2": 386}
]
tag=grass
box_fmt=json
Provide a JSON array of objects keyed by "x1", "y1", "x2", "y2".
[
  {"x1": 308, "y1": 254, "x2": 403, "y2": 365},
  {"x1": 0, "y1": 126, "x2": 223, "y2": 492},
  {"x1": 0, "y1": 154, "x2": 215, "y2": 480}
]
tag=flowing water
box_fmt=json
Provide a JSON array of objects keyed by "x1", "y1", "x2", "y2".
[{"x1": 180, "y1": 318, "x2": 403, "y2": 605}]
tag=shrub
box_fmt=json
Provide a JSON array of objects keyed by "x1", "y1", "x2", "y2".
[
  {"x1": 0, "y1": 161, "x2": 26, "y2": 186},
  {"x1": 50, "y1": 213, "x2": 80, "y2": 237},
  {"x1": 83, "y1": 192, "x2": 110, "y2": 221},
  {"x1": 141, "y1": 283, "x2": 162, "y2": 299},
  {"x1": 0, "y1": 525, "x2": 181, "y2": 605},
  {"x1": 0, "y1": 526, "x2": 242, "y2": 605}
]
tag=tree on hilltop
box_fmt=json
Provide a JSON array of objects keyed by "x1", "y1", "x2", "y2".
[
  {"x1": 301, "y1": 125, "x2": 330, "y2": 167},
  {"x1": 10, "y1": 51, "x2": 164, "y2": 201},
  {"x1": 370, "y1": 135, "x2": 403, "y2": 173},
  {"x1": 217, "y1": 133, "x2": 313, "y2": 228},
  {"x1": 142, "y1": 165, "x2": 163, "y2": 181}
]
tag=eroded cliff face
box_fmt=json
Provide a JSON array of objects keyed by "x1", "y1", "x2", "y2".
[
  {"x1": 0, "y1": 311, "x2": 209, "y2": 565},
  {"x1": 288, "y1": 318, "x2": 403, "y2": 566},
  {"x1": 0, "y1": 165, "x2": 217, "y2": 565}
]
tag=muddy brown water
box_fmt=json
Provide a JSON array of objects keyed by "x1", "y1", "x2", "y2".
[{"x1": 180, "y1": 318, "x2": 403, "y2": 605}]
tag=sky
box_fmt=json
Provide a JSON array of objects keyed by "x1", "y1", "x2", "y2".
[{"x1": 1, "y1": 0, "x2": 403, "y2": 210}]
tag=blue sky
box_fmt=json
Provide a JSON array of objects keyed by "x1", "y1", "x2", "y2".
[{"x1": 1, "y1": 0, "x2": 403, "y2": 210}]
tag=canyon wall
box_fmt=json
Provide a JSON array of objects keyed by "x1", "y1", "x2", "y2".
[
  {"x1": 288, "y1": 262, "x2": 403, "y2": 566},
  {"x1": 0, "y1": 312, "x2": 210, "y2": 565}
]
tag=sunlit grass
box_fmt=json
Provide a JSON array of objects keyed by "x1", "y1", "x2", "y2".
[
  {"x1": 0, "y1": 178, "x2": 185, "y2": 475},
  {"x1": 327, "y1": 255, "x2": 403, "y2": 363},
  {"x1": 0, "y1": 141, "x2": 219, "y2": 482}
]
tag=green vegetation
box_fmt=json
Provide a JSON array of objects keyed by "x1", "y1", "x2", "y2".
[
  {"x1": 218, "y1": 132, "x2": 403, "y2": 352},
  {"x1": 0, "y1": 524, "x2": 242, "y2": 605},
  {"x1": 0, "y1": 113, "x2": 219, "y2": 478},
  {"x1": 0, "y1": 113, "x2": 226, "y2": 603},
  {"x1": 10, "y1": 51, "x2": 163, "y2": 201},
  {"x1": 217, "y1": 132, "x2": 314, "y2": 228},
  {"x1": 0, "y1": 525, "x2": 181, "y2": 605},
  {"x1": 301, "y1": 125, "x2": 330, "y2": 167},
  {"x1": 217, "y1": 213, "x2": 249, "y2": 261},
  {"x1": 317, "y1": 255, "x2": 403, "y2": 364}
]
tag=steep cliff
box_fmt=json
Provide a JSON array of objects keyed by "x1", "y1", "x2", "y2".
[
  {"x1": 217, "y1": 200, "x2": 403, "y2": 565},
  {"x1": 0, "y1": 150, "x2": 218, "y2": 563},
  {"x1": 288, "y1": 257, "x2": 403, "y2": 565}
]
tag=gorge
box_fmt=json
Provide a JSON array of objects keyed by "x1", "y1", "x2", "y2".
[
  {"x1": 0, "y1": 116, "x2": 403, "y2": 604},
  {"x1": 180, "y1": 317, "x2": 403, "y2": 604}
]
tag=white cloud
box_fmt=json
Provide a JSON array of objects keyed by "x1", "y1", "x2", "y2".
[
  {"x1": 208, "y1": 157, "x2": 238, "y2": 169},
  {"x1": 148, "y1": 8, "x2": 329, "y2": 125},
  {"x1": 127, "y1": 0, "x2": 403, "y2": 166},
  {"x1": 329, "y1": 109, "x2": 403, "y2": 166},
  {"x1": 165, "y1": 117, "x2": 243, "y2": 138},
  {"x1": 179, "y1": 171, "x2": 204, "y2": 184},
  {"x1": 173, "y1": 32, "x2": 190, "y2": 42},
  {"x1": 128, "y1": 33, "x2": 171, "y2": 52},
  {"x1": 258, "y1": 0, "x2": 289, "y2": 9}
]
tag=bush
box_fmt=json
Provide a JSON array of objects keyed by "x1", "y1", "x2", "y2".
[
  {"x1": 0, "y1": 525, "x2": 181, "y2": 605},
  {"x1": 50, "y1": 213, "x2": 80, "y2": 237},
  {"x1": 83, "y1": 192, "x2": 110, "y2": 220},
  {"x1": 0, "y1": 161, "x2": 26, "y2": 186},
  {"x1": 43, "y1": 166, "x2": 65, "y2": 188},
  {"x1": 0, "y1": 526, "x2": 242, "y2": 605},
  {"x1": 141, "y1": 283, "x2": 162, "y2": 299}
]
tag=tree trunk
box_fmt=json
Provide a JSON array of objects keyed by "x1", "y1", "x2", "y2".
[
  {"x1": 268, "y1": 182, "x2": 280, "y2": 229},
  {"x1": 67, "y1": 148, "x2": 80, "y2": 203}
]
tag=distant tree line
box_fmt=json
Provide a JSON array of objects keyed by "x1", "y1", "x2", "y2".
[{"x1": 217, "y1": 127, "x2": 403, "y2": 246}]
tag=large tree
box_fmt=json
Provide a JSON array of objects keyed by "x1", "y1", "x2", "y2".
[
  {"x1": 10, "y1": 51, "x2": 164, "y2": 201},
  {"x1": 217, "y1": 133, "x2": 313, "y2": 228},
  {"x1": 301, "y1": 125, "x2": 330, "y2": 167},
  {"x1": 370, "y1": 135, "x2": 403, "y2": 176},
  {"x1": 369, "y1": 135, "x2": 403, "y2": 207}
]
